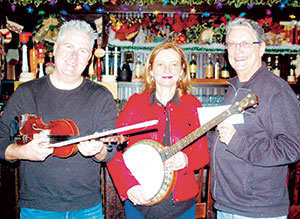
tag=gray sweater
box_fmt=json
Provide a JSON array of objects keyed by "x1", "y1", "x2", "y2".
[
  {"x1": 0, "y1": 75, "x2": 117, "y2": 211},
  {"x1": 210, "y1": 63, "x2": 300, "y2": 217}
]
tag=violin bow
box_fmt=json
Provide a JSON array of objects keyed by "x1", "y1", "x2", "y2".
[{"x1": 48, "y1": 120, "x2": 158, "y2": 148}]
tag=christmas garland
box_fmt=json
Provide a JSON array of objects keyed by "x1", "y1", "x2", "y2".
[{"x1": 3, "y1": 0, "x2": 300, "y2": 7}]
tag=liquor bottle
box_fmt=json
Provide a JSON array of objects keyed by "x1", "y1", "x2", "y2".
[
  {"x1": 29, "y1": 46, "x2": 38, "y2": 78},
  {"x1": 205, "y1": 53, "x2": 213, "y2": 79},
  {"x1": 267, "y1": 56, "x2": 272, "y2": 72},
  {"x1": 287, "y1": 56, "x2": 296, "y2": 82},
  {"x1": 189, "y1": 53, "x2": 197, "y2": 79},
  {"x1": 45, "y1": 52, "x2": 55, "y2": 75},
  {"x1": 272, "y1": 56, "x2": 280, "y2": 77},
  {"x1": 135, "y1": 53, "x2": 142, "y2": 78},
  {"x1": 37, "y1": 49, "x2": 45, "y2": 78},
  {"x1": 214, "y1": 56, "x2": 220, "y2": 79},
  {"x1": 221, "y1": 61, "x2": 230, "y2": 79}
]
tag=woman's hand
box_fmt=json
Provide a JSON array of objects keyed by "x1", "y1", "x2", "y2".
[
  {"x1": 165, "y1": 151, "x2": 188, "y2": 170},
  {"x1": 127, "y1": 185, "x2": 150, "y2": 206}
]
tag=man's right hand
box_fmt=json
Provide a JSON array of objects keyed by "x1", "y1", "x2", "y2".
[{"x1": 5, "y1": 137, "x2": 53, "y2": 161}]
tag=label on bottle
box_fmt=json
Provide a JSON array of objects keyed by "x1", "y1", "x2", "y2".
[
  {"x1": 221, "y1": 70, "x2": 229, "y2": 79},
  {"x1": 190, "y1": 64, "x2": 197, "y2": 78},
  {"x1": 272, "y1": 69, "x2": 280, "y2": 77},
  {"x1": 206, "y1": 65, "x2": 213, "y2": 79},
  {"x1": 214, "y1": 64, "x2": 220, "y2": 79},
  {"x1": 135, "y1": 64, "x2": 142, "y2": 78}
]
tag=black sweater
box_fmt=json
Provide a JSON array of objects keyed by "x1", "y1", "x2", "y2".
[{"x1": 0, "y1": 75, "x2": 117, "y2": 211}]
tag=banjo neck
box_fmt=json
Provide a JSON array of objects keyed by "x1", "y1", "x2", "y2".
[
  {"x1": 160, "y1": 108, "x2": 231, "y2": 161},
  {"x1": 160, "y1": 91, "x2": 258, "y2": 161}
]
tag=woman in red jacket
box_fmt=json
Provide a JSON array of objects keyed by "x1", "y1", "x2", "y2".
[{"x1": 107, "y1": 42, "x2": 209, "y2": 219}]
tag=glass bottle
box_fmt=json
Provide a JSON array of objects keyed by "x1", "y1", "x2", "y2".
[
  {"x1": 214, "y1": 56, "x2": 220, "y2": 79},
  {"x1": 272, "y1": 56, "x2": 280, "y2": 77},
  {"x1": 287, "y1": 56, "x2": 295, "y2": 82},
  {"x1": 221, "y1": 61, "x2": 230, "y2": 79},
  {"x1": 205, "y1": 53, "x2": 213, "y2": 79},
  {"x1": 267, "y1": 56, "x2": 272, "y2": 72},
  {"x1": 189, "y1": 53, "x2": 197, "y2": 79},
  {"x1": 135, "y1": 53, "x2": 142, "y2": 78}
]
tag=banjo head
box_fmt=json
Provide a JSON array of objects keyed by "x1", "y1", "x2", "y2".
[{"x1": 123, "y1": 139, "x2": 176, "y2": 205}]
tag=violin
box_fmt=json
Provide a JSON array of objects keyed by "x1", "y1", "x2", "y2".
[
  {"x1": 11, "y1": 114, "x2": 80, "y2": 158},
  {"x1": 10, "y1": 114, "x2": 158, "y2": 158}
]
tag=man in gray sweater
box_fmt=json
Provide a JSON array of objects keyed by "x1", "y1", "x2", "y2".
[
  {"x1": 210, "y1": 18, "x2": 300, "y2": 219},
  {"x1": 0, "y1": 20, "x2": 117, "y2": 218}
]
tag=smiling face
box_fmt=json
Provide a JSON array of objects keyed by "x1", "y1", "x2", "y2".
[
  {"x1": 227, "y1": 26, "x2": 265, "y2": 82},
  {"x1": 53, "y1": 30, "x2": 92, "y2": 82},
  {"x1": 151, "y1": 48, "x2": 183, "y2": 90}
]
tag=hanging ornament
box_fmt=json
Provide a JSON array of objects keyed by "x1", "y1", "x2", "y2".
[
  {"x1": 0, "y1": 29, "x2": 12, "y2": 44},
  {"x1": 38, "y1": 11, "x2": 46, "y2": 15},
  {"x1": 266, "y1": 9, "x2": 271, "y2": 15},
  {"x1": 49, "y1": 0, "x2": 55, "y2": 6},
  {"x1": 247, "y1": 4, "x2": 254, "y2": 9},
  {"x1": 279, "y1": 1, "x2": 286, "y2": 10},
  {"x1": 153, "y1": 10, "x2": 160, "y2": 16},
  {"x1": 202, "y1": 12, "x2": 210, "y2": 17},
  {"x1": 27, "y1": 6, "x2": 34, "y2": 13},
  {"x1": 190, "y1": 7, "x2": 196, "y2": 14},
  {"x1": 224, "y1": 14, "x2": 231, "y2": 20},
  {"x1": 83, "y1": 4, "x2": 90, "y2": 11},
  {"x1": 75, "y1": 5, "x2": 82, "y2": 10},
  {"x1": 289, "y1": 14, "x2": 296, "y2": 19},
  {"x1": 138, "y1": 5, "x2": 143, "y2": 13},
  {"x1": 96, "y1": 8, "x2": 104, "y2": 13},
  {"x1": 216, "y1": 1, "x2": 223, "y2": 9},
  {"x1": 121, "y1": 5, "x2": 128, "y2": 11},
  {"x1": 163, "y1": 0, "x2": 168, "y2": 6},
  {"x1": 60, "y1": 10, "x2": 68, "y2": 15},
  {"x1": 239, "y1": 12, "x2": 246, "y2": 18},
  {"x1": 6, "y1": 17, "x2": 24, "y2": 34},
  {"x1": 11, "y1": 4, "x2": 16, "y2": 12},
  {"x1": 110, "y1": 0, "x2": 116, "y2": 4},
  {"x1": 176, "y1": 11, "x2": 183, "y2": 16}
]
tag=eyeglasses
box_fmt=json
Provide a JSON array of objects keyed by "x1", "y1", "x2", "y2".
[{"x1": 226, "y1": 41, "x2": 261, "y2": 50}]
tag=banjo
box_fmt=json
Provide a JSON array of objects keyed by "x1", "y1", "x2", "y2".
[{"x1": 123, "y1": 91, "x2": 258, "y2": 206}]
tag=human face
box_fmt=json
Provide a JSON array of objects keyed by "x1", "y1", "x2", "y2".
[
  {"x1": 227, "y1": 26, "x2": 265, "y2": 82},
  {"x1": 53, "y1": 30, "x2": 92, "y2": 81},
  {"x1": 151, "y1": 48, "x2": 183, "y2": 90}
]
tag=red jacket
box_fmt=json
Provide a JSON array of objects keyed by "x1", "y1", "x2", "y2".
[{"x1": 107, "y1": 92, "x2": 209, "y2": 203}]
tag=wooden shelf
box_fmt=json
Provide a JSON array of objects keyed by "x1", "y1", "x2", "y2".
[
  {"x1": 288, "y1": 81, "x2": 297, "y2": 85},
  {"x1": 191, "y1": 78, "x2": 229, "y2": 85}
]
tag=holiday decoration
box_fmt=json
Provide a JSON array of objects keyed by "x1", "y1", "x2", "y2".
[
  {"x1": 20, "y1": 32, "x2": 32, "y2": 73},
  {"x1": 6, "y1": 17, "x2": 24, "y2": 34},
  {"x1": 4, "y1": 0, "x2": 300, "y2": 7},
  {"x1": 0, "y1": 28, "x2": 12, "y2": 44},
  {"x1": 32, "y1": 15, "x2": 65, "y2": 53}
]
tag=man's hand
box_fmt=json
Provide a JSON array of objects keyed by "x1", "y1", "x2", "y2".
[
  {"x1": 5, "y1": 137, "x2": 53, "y2": 161},
  {"x1": 77, "y1": 140, "x2": 105, "y2": 157},
  {"x1": 217, "y1": 122, "x2": 236, "y2": 145}
]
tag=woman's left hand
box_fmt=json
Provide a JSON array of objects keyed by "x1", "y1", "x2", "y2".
[{"x1": 165, "y1": 151, "x2": 188, "y2": 170}]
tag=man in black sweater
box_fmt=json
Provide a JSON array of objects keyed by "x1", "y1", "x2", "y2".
[{"x1": 0, "y1": 20, "x2": 117, "y2": 218}]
